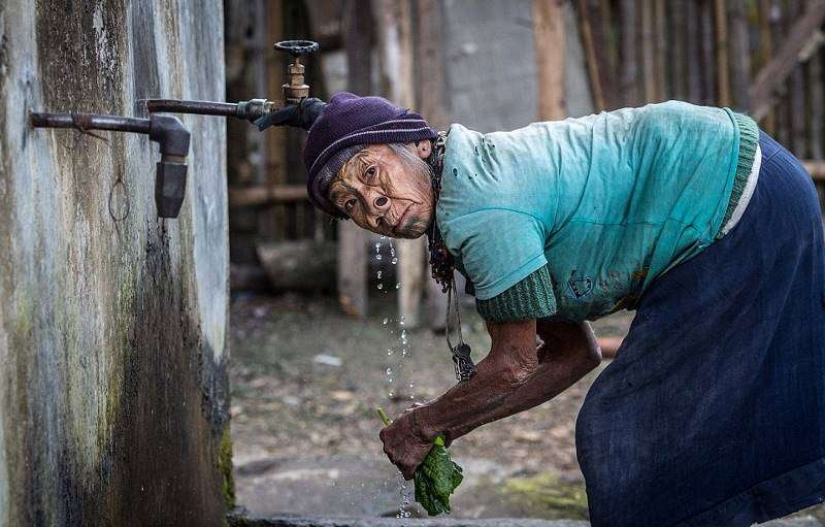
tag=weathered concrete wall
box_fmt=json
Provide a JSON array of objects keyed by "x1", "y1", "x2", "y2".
[
  {"x1": 0, "y1": 1, "x2": 230, "y2": 526},
  {"x1": 442, "y1": 0, "x2": 593, "y2": 133}
]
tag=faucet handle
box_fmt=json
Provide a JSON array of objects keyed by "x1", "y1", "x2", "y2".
[
  {"x1": 274, "y1": 40, "x2": 320, "y2": 103},
  {"x1": 274, "y1": 40, "x2": 319, "y2": 58}
]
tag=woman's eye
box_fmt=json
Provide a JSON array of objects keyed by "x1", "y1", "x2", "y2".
[
  {"x1": 344, "y1": 199, "x2": 356, "y2": 211},
  {"x1": 365, "y1": 166, "x2": 376, "y2": 179}
]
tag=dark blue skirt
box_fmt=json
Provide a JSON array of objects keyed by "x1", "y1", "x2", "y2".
[{"x1": 576, "y1": 131, "x2": 825, "y2": 527}]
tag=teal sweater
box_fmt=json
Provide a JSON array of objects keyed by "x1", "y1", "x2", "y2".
[{"x1": 435, "y1": 101, "x2": 760, "y2": 323}]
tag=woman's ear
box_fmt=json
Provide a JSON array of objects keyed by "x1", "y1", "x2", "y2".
[{"x1": 414, "y1": 140, "x2": 432, "y2": 159}]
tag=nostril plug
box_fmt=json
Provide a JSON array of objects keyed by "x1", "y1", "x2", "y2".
[{"x1": 376, "y1": 197, "x2": 388, "y2": 207}]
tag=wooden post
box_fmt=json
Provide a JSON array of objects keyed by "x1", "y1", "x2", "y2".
[
  {"x1": 789, "y1": 0, "x2": 808, "y2": 157},
  {"x1": 809, "y1": 43, "x2": 824, "y2": 159},
  {"x1": 715, "y1": 0, "x2": 731, "y2": 107},
  {"x1": 619, "y1": 0, "x2": 639, "y2": 106},
  {"x1": 337, "y1": 0, "x2": 374, "y2": 318},
  {"x1": 728, "y1": 0, "x2": 751, "y2": 110},
  {"x1": 749, "y1": 0, "x2": 825, "y2": 121},
  {"x1": 669, "y1": 0, "x2": 685, "y2": 101},
  {"x1": 415, "y1": 0, "x2": 450, "y2": 330},
  {"x1": 373, "y1": 0, "x2": 426, "y2": 328},
  {"x1": 578, "y1": 0, "x2": 606, "y2": 111},
  {"x1": 641, "y1": 0, "x2": 656, "y2": 102},
  {"x1": 533, "y1": 0, "x2": 567, "y2": 120},
  {"x1": 685, "y1": 0, "x2": 701, "y2": 103},
  {"x1": 699, "y1": 0, "x2": 717, "y2": 104},
  {"x1": 759, "y1": 0, "x2": 776, "y2": 133},
  {"x1": 653, "y1": 0, "x2": 667, "y2": 102}
]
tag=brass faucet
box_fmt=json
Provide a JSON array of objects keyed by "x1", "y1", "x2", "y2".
[{"x1": 144, "y1": 40, "x2": 320, "y2": 123}]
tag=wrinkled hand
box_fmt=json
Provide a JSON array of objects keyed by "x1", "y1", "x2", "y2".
[{"x1": 379, "y1": 405, "x2": 434, "y2": 480}]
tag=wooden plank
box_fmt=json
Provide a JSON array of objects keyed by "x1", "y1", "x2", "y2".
[
  {"x1": 641, "y1": 0, "x2": 656, "y2": 102},
  {"x1": 373, "y1": 0, "x2": 426, "y2": 327},
  {"x1": 653, "y1": 0, "x2": 667, "y2": 102},
  {"x1": 415, "y1": 0, "x2": 450, "y2": 330},
  {"x1": 699, "y1": 0, "x2": 717, "y2": 104},
  {"x1": 533, "y1": 0, "x2": 566, "y2": 119},
  {"x1": 619, "y1": 0, "x2": 640, "y2": 105},
  {"x1": 809, "y1": 49, "x2": 824, "y2": 159},
  {"x1": 685, "y1": 0, "x2": 701, "y2": 103},
  {"x1": 790, "y1": 0, "x2": 809, "y2": 157},
  {"x1": 578, "y1": 0, "x2": 606, "y2": 111},
  {"x1": 728, "y1": 0, "x2": 750, "y2": 110},
  {"x1": 229, "y1": 185, "x2": 308, "y2": 207},
  {"x1": 750, "y1": 0, "x2": 825, "y2": 120},
  {"x1": 803, "y1": 160, "x2": 825, "y2": 179},
  {"x1": 337, "y1": 0, "x2": 374, "y2": 318},
  {"x1": 759, "y1": 0, "x2": 776, "y2": 133},
  {"x1": 715, "y1": 0, "x2": 731, "y2": 107}
]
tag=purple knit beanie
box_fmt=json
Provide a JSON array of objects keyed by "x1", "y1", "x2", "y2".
[{"x1": 304, "y1": 92, "x2": 439, "y2": 217}]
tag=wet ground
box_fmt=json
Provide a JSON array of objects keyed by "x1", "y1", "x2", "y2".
[{"x1": 228, "y1": 291, "x2": 825, "y2": 523}]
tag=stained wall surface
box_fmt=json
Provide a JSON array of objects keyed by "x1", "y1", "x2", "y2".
[{"x1": 0, "y1": 1, "x2": 230, "y2": 525}]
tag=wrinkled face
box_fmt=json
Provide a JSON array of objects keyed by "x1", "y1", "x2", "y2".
[{"x1": 328, "y1": 143, "x2": 434, "y2": 239}]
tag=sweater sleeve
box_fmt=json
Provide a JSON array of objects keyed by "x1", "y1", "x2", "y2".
[{"x1": 475, "y1": 264, "x2": 557, "y2": 322}]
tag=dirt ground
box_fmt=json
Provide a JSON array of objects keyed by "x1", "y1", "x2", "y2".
[{"x1": 228, "y1": 290, "x2": 825, "y2": 522}]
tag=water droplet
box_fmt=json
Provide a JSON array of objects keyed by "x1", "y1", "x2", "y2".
[
  {"x1": 395, "y1": 282, "x2": 401, "y2": 289},
  {"x1": 382, "y1": 317, "x2": 389, "y2": 325},
  {"x1": 377, "y1": 283, "x2": 383, "y2": 290},
  {"x1": 377, "y1": 270, "x2": 383, "y2": 279},
  {"x1": 387, "y1": 349, "x2": 394, "y2": 355},
  {"x1": 376, "y1": 254, "x2": 383, "y2": 261},
  {"x1": 388, "y1": 391, "x2": 394, "y2": 398},
  {"x1": 386, "y1": 367, "x2": 393, "y2": 375},
  {"x1": 400, "y1": 316, "x2": 406, "y2": 325},
  {"x1": 391, "y1": 257, "x2": 398, "y2": 265},
  {"x1": 452, "y1": 167, "x2": 458, "y2": 176}
]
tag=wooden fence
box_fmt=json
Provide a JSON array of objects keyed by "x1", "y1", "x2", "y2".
[
  {"x1": 574, "y1": 0, "x2": 825, "y2": 205},
  {"x1": 226, "y1": 0, "x2": 825, "y2": 304}
]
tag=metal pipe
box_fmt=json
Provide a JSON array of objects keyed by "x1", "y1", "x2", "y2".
[
  {"x1": 144, "y1": 99, "x2": 240, "y2": 117},
  {"x1": 30, "y1": 112, "x2": 151, "y2": 134},
  {"x1": 29, "y1": 111, "x2": 191, "y2": 219}
]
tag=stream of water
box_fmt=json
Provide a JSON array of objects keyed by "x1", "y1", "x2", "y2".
[{"x1": 376, "y1": 236, "x2": 415, "y2": 519}]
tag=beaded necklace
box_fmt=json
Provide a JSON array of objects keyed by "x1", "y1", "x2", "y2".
[{"x1": 426, "y1": 132, "x2": 476, "y2": 382}]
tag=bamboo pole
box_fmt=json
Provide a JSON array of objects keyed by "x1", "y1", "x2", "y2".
[
  {"x1": 533, "y1": 0, "x2": 567, "y2": 120},
  {"x1": 715, "y1": 0, "x2": 731, "y2": 107}
]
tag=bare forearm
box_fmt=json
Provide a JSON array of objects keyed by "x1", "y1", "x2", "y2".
[{"x1": 417, "y1": 321, "x2": 600, "y2": 443}]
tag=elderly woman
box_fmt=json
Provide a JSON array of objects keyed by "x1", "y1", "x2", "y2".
[{"x1": 285, "y1": 92, "x2": 825, "y2": 526}]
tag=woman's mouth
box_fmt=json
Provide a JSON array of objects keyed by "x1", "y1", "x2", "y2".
[{"x1": 393, "y1": 205, "x2": 412, "y2": 234}]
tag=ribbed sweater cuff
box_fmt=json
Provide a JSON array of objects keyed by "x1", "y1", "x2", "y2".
[
  {"x1": 476, "y1": 265, "x2": 557, "y2": 323},
  {"x1": 719, "y1": 113, "x2": 759, "y2": 234}
]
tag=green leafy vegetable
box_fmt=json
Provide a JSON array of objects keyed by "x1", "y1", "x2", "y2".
[{"x1": 377, "y1": 408, "x2": 463, "y2": 516}]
